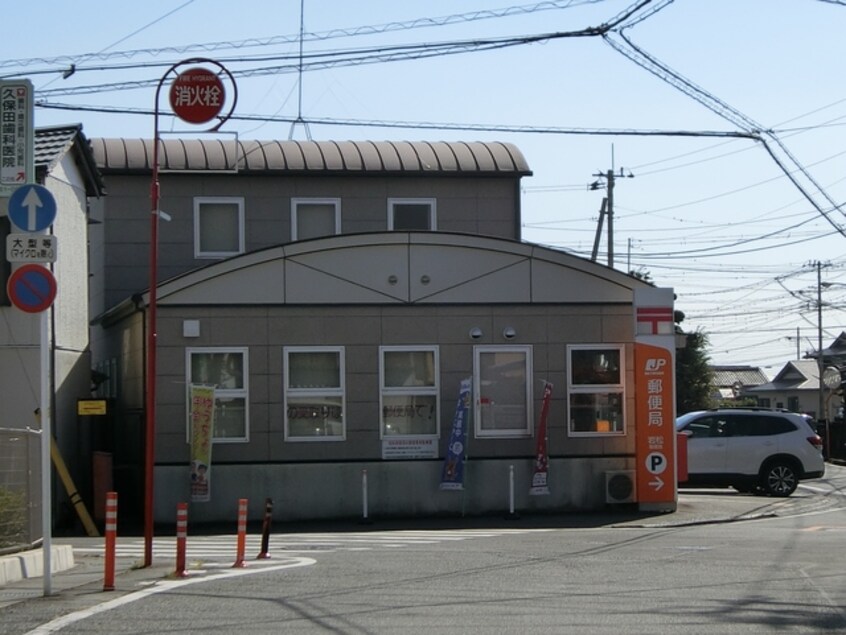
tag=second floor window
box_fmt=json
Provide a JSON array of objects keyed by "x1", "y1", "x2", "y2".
[
  {"x1": 388, "y1": 198, "x2": 436, "y2": 231},
  {"x1": 194, "y1": 197, "x2": 245, "y2": 258},
  {"x1": 292, "y1": 198, "x2": 341, "y2": 241}
]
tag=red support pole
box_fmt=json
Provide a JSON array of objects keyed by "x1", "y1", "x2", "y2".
[
  {"x1": 175, "y1": 502, "x2": 188, "y2": 577},
  {"x1": 257, "y1": 498, "x2": 273, "y2": 560},
  {"x1": 233, "y1": 498, "x2": 248, "y2": 568},
  {"x1": 103, "y1": 492, "x2": 118, "y2": 591}
]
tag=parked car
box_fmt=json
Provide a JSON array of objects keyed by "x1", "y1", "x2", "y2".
[{"x1": 676, "y1": 408, "x2": 825, "y2": 496}]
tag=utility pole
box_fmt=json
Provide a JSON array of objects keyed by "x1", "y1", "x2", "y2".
[
  {"x1": 589, "y1": 146, "x2": 633, "y2": 268},
  {"x1": 817, "y1": 260, "x2": 824, "y2": 425}
]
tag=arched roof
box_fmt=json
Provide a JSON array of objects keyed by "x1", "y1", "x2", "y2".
[
  {"x1": 152, "y1": 232, "x2": 648, "y2": 307},
  {"x1": 89, "y1": 139, "x2": 532, "y2": 176}
]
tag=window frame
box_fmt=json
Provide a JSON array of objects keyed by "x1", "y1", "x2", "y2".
[
  {"x1": 283, "y1": 346, "x2": 346, "y2": 442},
  {"x1": 185, "y1": 346, "x2": 250, "y2": 443},
  {"x1": 379, "y1": 345, "x2": 440, "y2": 440},
  {"x1": 473, "y1": 345, "x2": 533, "y2": 439},
  {"x1": 387, "y1": 197, "x2": 437, "y2": 231},
  {"x1": 193, "y1": 196, "x2": 245, "y2": 259},
  {"x1": 291, "y1": 197, "x2": 341, "y2": 241},
  {"x1": 567, "y1": 344, "x2": 626, "y2": 437}
]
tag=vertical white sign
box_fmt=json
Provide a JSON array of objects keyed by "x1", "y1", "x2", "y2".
[{"x1": 0, "y1": 80, "x2": 34, "y2": 195}]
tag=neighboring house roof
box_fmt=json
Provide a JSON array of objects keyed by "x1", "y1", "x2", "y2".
[
  {"x1": 35, "y1": 124, "x2": 105, "y2": 197},
  {"x1": 89, "y1": 139, "x2": 532, "y2": 176},
  {"x1": 747, "y1": 360, "x2": 820, "y2": 393},
  {"x1": 809, "y1": 331, "x2": 846, "y2": 360},
  {"x1": 711, "y1": 365, "x2": 769, "y2": 389}
]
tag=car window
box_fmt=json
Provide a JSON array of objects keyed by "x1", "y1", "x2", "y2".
[
  {"x1": 683, "y1": 415, "x2": 725, "y2": 438},
  {"x1": 760, "y1": 415, "x2": 796, "y2": 435}
]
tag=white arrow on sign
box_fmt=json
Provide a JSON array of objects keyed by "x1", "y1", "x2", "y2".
[
  {"x1": 22, "y1": 186, "x2": 46, "y2": 231},
  {"x1": 649, "y1": 476, "x2": 664, "y2": 491}
]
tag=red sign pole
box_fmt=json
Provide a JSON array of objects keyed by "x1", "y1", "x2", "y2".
[{"x1": 143, "y1": 59, "x2": 236, "y2": 568}]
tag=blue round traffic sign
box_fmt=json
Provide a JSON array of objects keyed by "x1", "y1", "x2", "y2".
[
  {"x1": 7, "y1": 184, "x2": 57, "y2": 233},
  {"x1": 7, "y1": 264, "x2": 57, "y2": 313}
]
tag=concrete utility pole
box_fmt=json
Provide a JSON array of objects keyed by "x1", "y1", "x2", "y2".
[{"x1": 590, "y1": 147, "x2": 633, "y2": 268}]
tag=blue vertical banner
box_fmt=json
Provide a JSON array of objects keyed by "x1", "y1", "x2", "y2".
[{"x1": 440, "y1": 377, "x2": 472, "y2": 490}]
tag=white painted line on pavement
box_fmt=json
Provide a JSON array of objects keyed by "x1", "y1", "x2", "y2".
[{"x1": 23, "y1": 556, "x2": 316, "y2": 635}]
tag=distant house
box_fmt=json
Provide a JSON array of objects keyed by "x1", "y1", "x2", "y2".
[
  {"x1": 710, "y1": 365, "x2": 769, "y2": 401},
  {"x1": 746, "y1": 360, "x2": 822, "y2": 418}
]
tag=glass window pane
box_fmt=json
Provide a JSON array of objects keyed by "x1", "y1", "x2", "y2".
[
  {"x1": 199, "y1": 203, "x2": 240, "y2": 253},
  {"x1": 384, "y1": 350, "x2": 435, "y2": 387},
  {"x1": 569, "y1": 392, "x2": 623, "y2": 433},
  {"x1": 288, "y1": 352, "x2": 340, "y2": 388},
  {"x1": 382, "y1": 395, "x2": 437, "y2": 436},
  {"x1": 191, "y1": 352, "x2": 244, "y2": 389},
  {"x1": 297, "y1": 203, "x2": 336, "y2": 240},
  {"x1": 393, "y1": 203, "x2": 431, "y2": 230},
  {"x1": 213, "y1": 397, "x2": 247, "y2": 438},
  {"x1": 287, "y1": 396, "x2": 344, "y2": 437},
  {"x1": 479, "y1": 351, "x2": 528, "y2": 432},
  {"x1": 571, "y1": 349, "x2": 621, "y2": 385}
]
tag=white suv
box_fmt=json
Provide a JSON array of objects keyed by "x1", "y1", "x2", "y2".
[{"x1": 676, "y1": 408, "x2": 825, "y2": 496}]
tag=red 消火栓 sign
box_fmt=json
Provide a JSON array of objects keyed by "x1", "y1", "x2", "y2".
[{"x1": 169, "y1": 67, "x2": 225, "y2": 124}]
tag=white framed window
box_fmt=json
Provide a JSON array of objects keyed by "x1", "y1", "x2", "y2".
[
  {"x1": 186, "y1": 347, "x2": 249, "y2": 442},
  {"x1": 284, "y1": 347, "x2": 345, "y2": 441},
  {"x1": 291, "y1": 198, "x2": 341, "y2": 241},
  {"x1": 380, "y1": 346, "x2": 439, "y2": 438},
  {"x1": 567, "y1": 344, "x2": 625, "y2": 436},
  {"x1": 388, "y1": 198, "x2": 436, "y2": 230},
  {"x1": 194, "y1": 197, "x2": 245, "y2": 258},
  {"x1": 474, "y1": 345, "x2": 533, "y2": 438}
]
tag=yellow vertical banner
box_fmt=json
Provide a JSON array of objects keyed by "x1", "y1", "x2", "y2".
[{"x1": 190, "y1": 384, "x2": 215, "y2": 503}]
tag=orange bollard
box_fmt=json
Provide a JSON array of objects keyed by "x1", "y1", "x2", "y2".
[
  {"x1": 256, "y1": 498, "x2": 273, "y2": 560},
  {"x1": 103, "y1": 491, "x2": 118, "y2": 591},
  {"x1": 233, "y1": 498, "x2": 248, "y2": 568},
  {"x1": 175, "y1": 502, "x2": 188, "y2": 577}
]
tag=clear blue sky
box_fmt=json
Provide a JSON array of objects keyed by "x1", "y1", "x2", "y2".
[{"x1": 3, "y1": 0, "x2": 846, "y2": 374}]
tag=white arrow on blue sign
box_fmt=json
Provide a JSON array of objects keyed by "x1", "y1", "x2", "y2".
[{"x1": 7, "y1": 184, "x2": 57, "y2": 232}]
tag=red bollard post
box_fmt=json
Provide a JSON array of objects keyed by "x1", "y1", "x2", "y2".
[
  {"x1": 103, "y1": 491, "x2": 118, "y2": 591},
  {"x1": 256, "y1": 498, "x2": 273, "y2": 560},
  {"x1": 233, "y1": 498, "x2": 248, "y2": 568},
  {"x1": 175, "y1": 502, "x2": 188, "y2": 577}
]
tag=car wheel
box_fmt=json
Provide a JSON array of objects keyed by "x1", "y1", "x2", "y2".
[{"x1": 760, "y1": 461, "x2": 798, "y2": 497}]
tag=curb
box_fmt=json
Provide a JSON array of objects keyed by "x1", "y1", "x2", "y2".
[{"x1": 0, "y1": 545, "x2": 75, "y2": 585}]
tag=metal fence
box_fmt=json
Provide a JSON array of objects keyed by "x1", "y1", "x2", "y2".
[{"x1": 0, "y1": 427, "x2": 41, "y2": 552}]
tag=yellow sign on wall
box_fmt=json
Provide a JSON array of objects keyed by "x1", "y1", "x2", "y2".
[{"x1": 77, "y1": 399, "x2": 108, "y2": 416}]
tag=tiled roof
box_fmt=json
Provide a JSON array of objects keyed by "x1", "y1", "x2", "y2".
[
  {"x1": 35, "y1": 125, "x2": 104, "y2": 196},
  {"x1": 89, "y1": 139, "x2": 532, "y2": 176},
  {"x1": 710, "y1": 365, "x2": 769, "y2": 388}
]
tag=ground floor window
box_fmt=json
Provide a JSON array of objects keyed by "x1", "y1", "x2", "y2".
[
  {"x1": 474, "y1": 346, "x2": 533, "y2": 438},
  {"x1": 186, "y1": 347, "x2": 249, "y2": 441},
  {"x1": 284, "y1": 347, "x2": 345, "y2": 440},
  {"x1": 380, "y1": 346, "x2": 439, "y2": 437},
  {"x1": 567, "y1": 344, "x2": 625, "y2": 436}
]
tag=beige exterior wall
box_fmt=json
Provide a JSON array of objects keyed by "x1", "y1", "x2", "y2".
[{"x1": 98, "y1": 173, "x2": 521, "y2": 308}]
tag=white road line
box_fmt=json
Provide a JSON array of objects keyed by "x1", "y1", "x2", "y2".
[{"x1": 23, "y1": 557, "x2": 316, "y2": 635}]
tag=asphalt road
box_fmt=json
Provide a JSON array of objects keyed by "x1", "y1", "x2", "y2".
[{"x1": 4, "y1": 464, "x2": 846, "y2": 634}]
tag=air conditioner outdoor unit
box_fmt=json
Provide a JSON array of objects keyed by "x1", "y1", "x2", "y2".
[{"x1": 605, "y1": 470, "x2": 636, "y2": 504}]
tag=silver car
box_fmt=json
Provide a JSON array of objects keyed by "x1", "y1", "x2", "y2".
[{"x1": 676, "y1": 408, "x2": 825, "y2": 496}]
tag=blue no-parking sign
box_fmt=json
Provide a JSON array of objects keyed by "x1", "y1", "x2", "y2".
[{"x1": 7, "y1": 184, "x2": 57, "y2": 233}]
